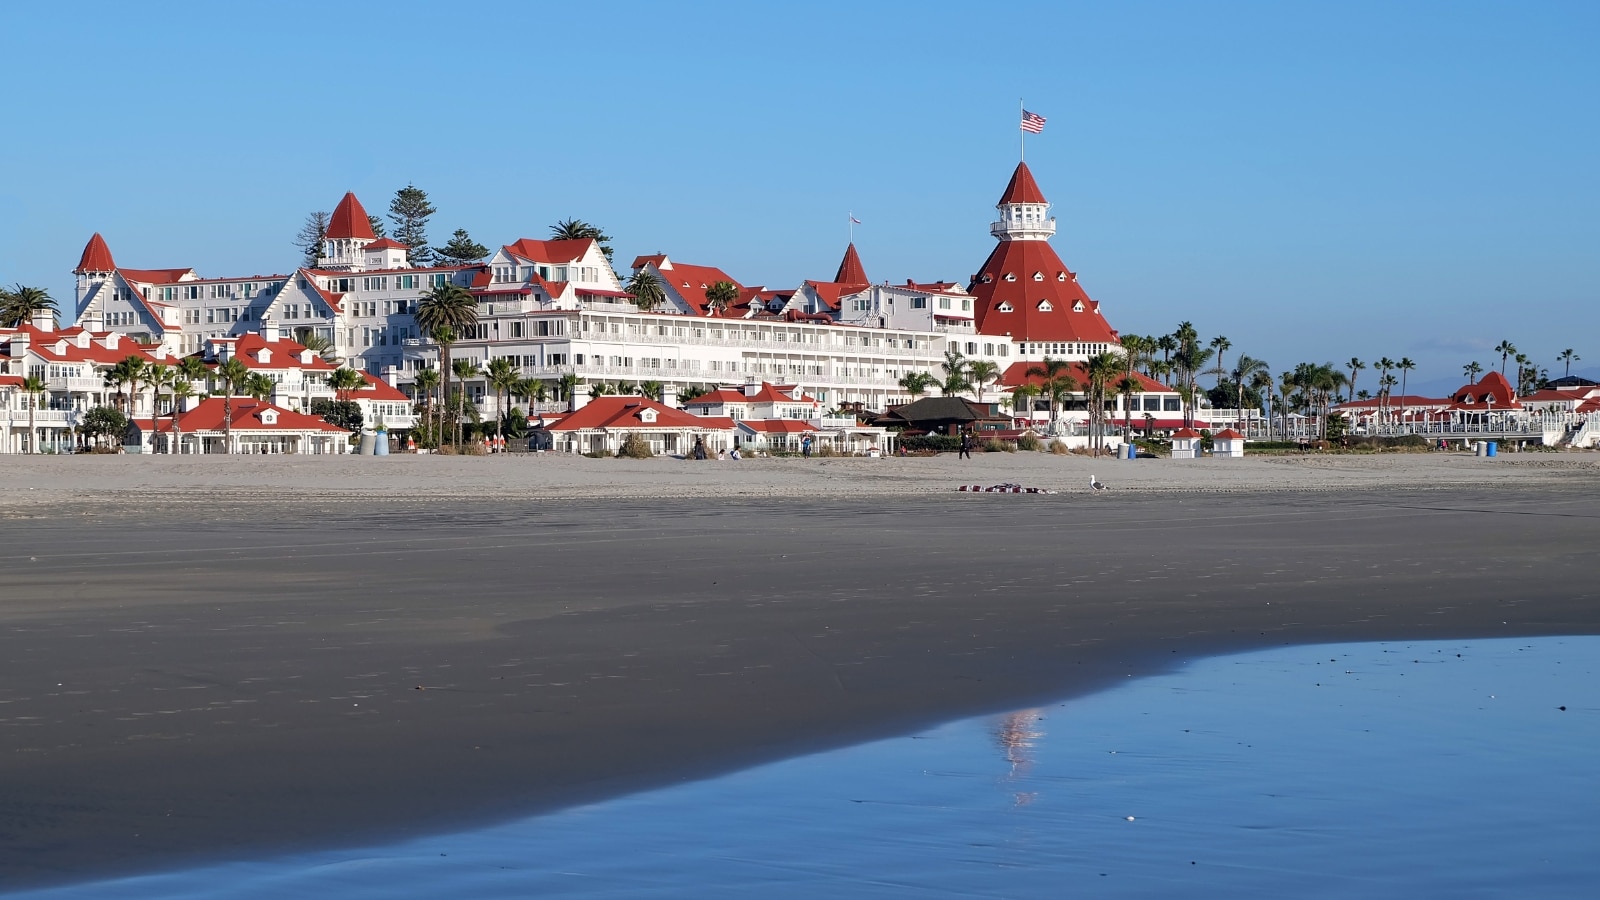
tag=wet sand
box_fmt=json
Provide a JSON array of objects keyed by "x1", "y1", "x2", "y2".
[{"x1": 3, "y1": 459, "x2": 1600, "y2": 888}]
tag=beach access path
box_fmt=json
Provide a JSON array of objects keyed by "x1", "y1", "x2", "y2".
[{"x1": 2, "y1": 453, "x2": 1599, "y2": 888}]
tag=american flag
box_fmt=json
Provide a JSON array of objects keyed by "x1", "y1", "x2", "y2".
[
  {"x1": 1020, "y1": 110, "x2": 1046, "y2": 133},
  {"x1": 850, "y1": 215, "x2": 862, "y2": 224}
]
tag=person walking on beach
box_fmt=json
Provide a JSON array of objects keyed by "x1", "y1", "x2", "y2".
[
  {"x1": 958, "y1": 430, "x2": 973, "y2": 460},
  {"x1": 801, "y1": 435, "x2": 813, "y2": 458}
]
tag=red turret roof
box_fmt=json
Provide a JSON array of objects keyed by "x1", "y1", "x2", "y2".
[
  {"x1": 998, "y1": 162, "x2": 1047, "y2": 205},
  {"x1": 327, "y1": 192, "x2": 376, "y2": 240},
  {"x1": 75, "y1": 233, "x2": 115, "y2": 273},
  {"x1": 834, "y1": 243, "x2": 868, "y2": 285},
  {"x1": 968, "y1": 240, "x2": 1117, "y2": 344}
]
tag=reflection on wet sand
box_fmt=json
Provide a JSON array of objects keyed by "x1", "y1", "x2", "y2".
[{"x1": 995, "y1": 708, "x2": 1044, "y2": 805}]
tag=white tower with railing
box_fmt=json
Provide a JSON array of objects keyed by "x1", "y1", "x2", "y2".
[{"x1": 989, "y1": 162, "x2": 1057, "y2": 242}]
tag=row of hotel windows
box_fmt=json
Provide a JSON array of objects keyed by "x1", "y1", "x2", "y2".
[
  {"x1": 142, "y1": 282, "x2": 283, "y2": 302},
  {"x1": 581, "y1": 320, "x2": 923, "y2": 349},
  {"x1": 492, "y1": 265, "x2": 601, "y2": 283},
  {"x1": 351, "y1": 326, "x2": 415, "y2": 347},
  {"x1": 313, "y1": 274, "x2": 450, "y2": 293},
  {"x1": 1017, "y1": 342, "x2": 1110, "y2": 356}
]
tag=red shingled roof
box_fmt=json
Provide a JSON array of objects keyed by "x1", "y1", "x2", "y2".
[
  {"x1": 969, "y1": 240, "x2": 1117, "y2": 344},
  {"x1": 998, "y1": 162, "x2": 1047, "y2": 205},
  {"x1": 75, "y1": 233, "x2": 116, "y2": 273},
  {"x1": 649, "y1": 259, "x2": 743, "y2": 316},
  {"x1": 503, "y1": 238, "x2": 595, "y2": 264},
  {"x1": 834, "y1": 243, "x2": 868, "y2": 284},
  {"x1": 328, "y1": 192, "x2": 376, "y2": 240},
  {"x1": 543, "y1": 396, "x2": 732, "y2": 431},
  {"x1": 739, "y1": 419, "x2": 818, "y2": 434},
  {"x1": 134, "y1": 398, "x2": 347, "y2": 433},
  {"x1": 227, "y1": 333, "x2": 337, "y2": 372},
  {"x1": 365, "y1": 237, "x2": 409, "y2": 252},
  {"x1": 687, "y1": 384, "x2": 818, "y2": 406}
]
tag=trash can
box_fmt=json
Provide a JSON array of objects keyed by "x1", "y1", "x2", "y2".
[
  {"x1": 1123, "y1": 443, "x2": 1137, "y2": 460},
  {"x1": 1485, "y1": 441, "x2": 1497, "y2": 457},
  {"x1": 358, "y1": 431, "x2": 376, "y2": 455},
  {"x1": 374, "y1": 433, "x2": 390, "y2": 456}
]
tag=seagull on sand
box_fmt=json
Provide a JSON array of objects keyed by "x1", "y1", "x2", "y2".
[{"x1": 1090, "y1": 475, "x2": 1109, "y2": 492}]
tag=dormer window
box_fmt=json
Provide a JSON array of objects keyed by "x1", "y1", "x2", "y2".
[
  {"x1": 996, "y1": 302, "x2": 1014, "y2": 312},
  {"x1": 1037, "y1": 300, "x2": 1054, "y2": 312},
  {"x1": 1004, "y1": 273, "x2": 1016, "y2": 282},
  {"x1": 259, "y1": 409, "x2": 279, "y2": 425},
  {"x1": 638, "y1": 408, "x2": 659, "y2": 423},
  {"x1": 1072, "y1": 301, "x2": 1085, "y2": 312},
  {"x1": 1032, "y1": 272, "x2": 1043, "y2": 282},
  {"x1": 1057, "y1": 272, "x2": 1067, "y2": 282},
  {"x1": 980, "y1": 274, "x2": 993, "y2": 283}
]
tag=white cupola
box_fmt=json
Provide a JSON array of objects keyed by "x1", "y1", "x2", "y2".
[{"x1": 989, "y1": 162, "x2": 1057, "y2": 242}]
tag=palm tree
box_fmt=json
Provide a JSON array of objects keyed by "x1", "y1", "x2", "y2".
[
  {"x1": 486, "y1": 357, "x2": 520, "y2": 433},
  {"x1": 0, "y1": 284, "x2": 56, "y2": 328},
  {"x1": 549, "y1": 218, "x2": 613, "y2": 261},
  {"x1": 1512, "y1": 353, "x2": 1530, "y2": 394},
  {"x1": 245, "y1": 373, "x2": 276, "y2": 402},
  {"x1": 1277, "y1": 372, "x2": 1296, "y2": 439},
  {"x1": 1115, "y1": 374, "x2": 1142, "y2": 441},
  {"x1": 300, "y1": 332, "x2": 338, "y2": 362},
  {"x1": 1396, "y1": 358, "x2": 1416, "y2": 424},
  {"x1": 557, "y1": 373, "x2": 581, "y2": 412},
  {"x1": 415, "y1": 282, "x2": 479, "y2": 443},
  {"x1": 1556, "y1": 348, "x2": 1580, "y2": 377},
  {"x1": 1232, "y1": 355, "x2": 1270, "y2": 430},
  {"x1": 704, "y1": 280, "x2": 740, "y2": 317},
  {"x1": 1011, "y1": 383, "x2": 1042, "y2": 423},
  {"x1": 897, "y1": 371, "x2": 937, "y2": 400},
  {"x1": 329, "y1": 366, "x2": 365, "y2": 404},
  {"x1": 1084, "y1": 351, "x2": 1122, "y2": 455},
  {"x1": 451, "y1": 358, "x2": 480, "y2": 447},
  {"x1": 1463, "y1": 360, "x2": 1483, "y2": 382},
  {"x1": 1493, "y1": 340, "x2": 1516, "y2": 375},
  {"x1": 1025, "y1": 356, "x2": 1075, "y2": 427},
  {"x1": 21, "y1": 375, "x2": 47, "y2": 453},
  {"x1": 625, "y1": 269, "x2": 667, "y2": 312},
  {"x1": 1207, "y1": 336, "x2": 1232, "y2": 389},
  {"x1": 938, "y1": 347, "x2": 971, "y2": 396},
  {"x1": 145, "y1": 364, "x2": 173, "y2": 450},
  {"x1": 413, "y1": 367, "x2": 441, "y2": 439},
  {"x1": 1155, "y1": 334, "x2": 1177, "y2": 368},
  {"x1": 637, "y1": 380, "x2": 663, "y2": 401},
  {"x1": 1375, "y1": 357, "x2": 1396, "y2": 424},
  {"x1": 1346, "y1": 358, "x2": 1365, "y2": 408},
  {"x1": 169, "y1": 379, "x2": 194, "y2": 453},
  {"x1": 215, "y1": 357, "x2": 251, "y2": 453},
  {"x1": 1250, "y1": 369, "x2": 1275, "y2": 437},
  {"x1": 967, "y1": 360, "x2": 1000, "y2": 403}
]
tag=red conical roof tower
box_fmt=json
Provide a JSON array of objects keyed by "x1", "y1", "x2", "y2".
[
  {"x1": 75, "y1": 233, "x2": 116, "y2": 273},
  {"x1": 968, "y1": 163, "x2": 1119, "y2": 346},
  {"x1": 327, "y1": 192, "x2": 377, "y2": 240},
  {"x1": 997, "y1": 161, "x2": 1047, "y2": 205},
  {"x1": 834, "y1": 243, "x2": 868, "y2": 285}
]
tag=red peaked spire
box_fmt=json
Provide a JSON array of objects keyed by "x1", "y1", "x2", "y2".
[
  {"x1": 998, "y1": 162, "x2": 1047, "y2": 205},
  {"x1": 75, "y1": 233, "x2": 116, "y2": 273},
  {"x1": 834, "y1": 242, "x2": 868, "y2": 285},
  {"x1": 327, "y1": 192, "x2": 376, "y2": 240}
]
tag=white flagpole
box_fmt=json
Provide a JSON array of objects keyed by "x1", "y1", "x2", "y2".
[
  {"x1": 848, "y1": 211, "x2": 854, "y2": 243},
  {"x1": 1019, "y1": 97, "x2": 1025, "y2": 162}
]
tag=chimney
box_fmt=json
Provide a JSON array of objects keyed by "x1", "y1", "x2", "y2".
[
  {"x1": 32, "y1": 308, "x2": 55, "y2": 331},
  {"x1": 661, "y1": 383, "x2": 679, "y2": 408},
  {"x1": 743, "y1": 380, "x2": 761, "y2": 398},
  {"x1": 260, "y1": 316, "x2": 279, "y2": 343}
]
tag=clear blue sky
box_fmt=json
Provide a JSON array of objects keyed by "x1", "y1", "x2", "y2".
[{"x1": 2, "y1": 0, "x2": 1596, "y2": 387}]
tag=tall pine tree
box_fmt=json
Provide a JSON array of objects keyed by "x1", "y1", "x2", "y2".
[
  {"x1": 295, "y1": 211, "x2": 330, "y2": 267},
  {"x1": 434, "y1": 229, "x2": 490, "y2": 265},
  {"x1": 389, "y1": 184, "x2": 436, "y2": 267},
  {"x1": 368, "y1": 215, "x2": 387, "y2": 238}
]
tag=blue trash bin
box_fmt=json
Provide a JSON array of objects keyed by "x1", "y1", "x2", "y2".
[{"x1": 1485, "y1": 441, "x2": 1497, "y2": 457}]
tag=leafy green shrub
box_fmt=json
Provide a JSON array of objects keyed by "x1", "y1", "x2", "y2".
[
  {"x1": 901, "y1": 434, "x2": 960, "y2": 453},
  {"x1": 616, "y1": 432, "x2": 653, "y2": 459}
]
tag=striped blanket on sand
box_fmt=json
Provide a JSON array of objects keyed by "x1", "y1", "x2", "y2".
[{"x1": 957, "y1": 484, "x2": 1056, "y2": 494}]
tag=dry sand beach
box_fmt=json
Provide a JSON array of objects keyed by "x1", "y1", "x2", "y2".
[{"x1": 3, "y1": 451, "x2": 1600, "y2": 888}]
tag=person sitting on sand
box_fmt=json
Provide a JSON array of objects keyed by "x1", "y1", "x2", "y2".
[{"x1": 730, "y1": 446, "x2": 742, "y2": 460}]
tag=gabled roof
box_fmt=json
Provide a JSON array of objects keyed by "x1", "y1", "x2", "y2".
[
  {"x1": 1448, "y1": 371, "x2": 1518, "y2": 408},
  {"x1": 365, "y1": 237, "x2": 409, "y2": 252},
  {"x1": 998, "y1": 161, "x2": 1047, "y2": 205},
  {"x1": 226, "y1": 332, "x2": 337, "y2": 372},
  {"x1": 133, "y1": 398, "x2": 347, "y2": 434},
  {"x1": 328, "y1": 192, "x2": 376, "y2": 240},
  {"x1": 1172, "y1": 428, "x2": 1203, "y2": 439},
  {"x1": 1213, "y1": 428, "x2": 1246, "y2": 440},
  {"x1": 834, "y1": 243, "x2": 868, "y2": 284},
  {"x1": 118, "y1": 267, "x2": 199, "y2": 285},
  {"x1": 353, "y1": 372, "x2": 408, "y2": 401},
  {"x1": 876, "y1": 396, "x2": 1007, "y2": 426},
  {"x1": 686, "y1": 383, "x2": 818, "y2": 406},
  {"x1": 75, "y1": 233, "x2": 116, "y2": 273},
  {"x1": 739, "y1": 419, "x2": 818, "y2": 434},
  {"x1": 503, "y1": 238, "x2": 595, "y2": 265},
  {"x1": 644, "y1": 258, "x2": 744, "y2": 317},
  {"x1": 542, "y1": 396, "x2": 732, "y2": 431}
]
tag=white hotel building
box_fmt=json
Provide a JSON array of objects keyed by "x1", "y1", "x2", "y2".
[{"x1": 62, "y1": 163, "x2": 1180, "y2": 424}]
